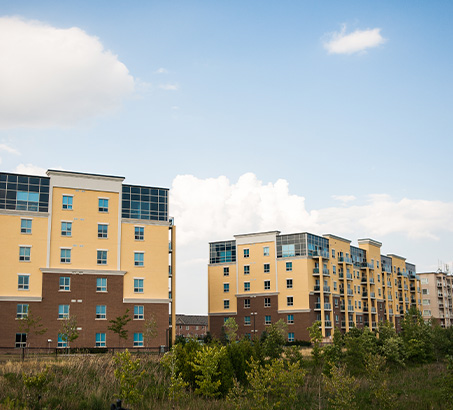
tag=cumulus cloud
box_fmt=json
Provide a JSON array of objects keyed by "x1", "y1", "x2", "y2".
[
  {"x1": 324, "y1": 25, "x2": 386, "y2": 55},
  {"x1": 332, "y1": 194, "x2": 356, "y2": 203},
  {"x1": 0, "y1": 16, "x2": 135, "y2": 128},
  {"x1": 13, "y1": 163, "x2": 47, "y2": 175},
  {"x1": 159, "y1": 83, "x2": 179, "y2": 91}
]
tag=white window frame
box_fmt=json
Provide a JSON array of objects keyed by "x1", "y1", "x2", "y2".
[
  {"x1": 61, "y1": 221, "x2": 72, "y2": 237},
  {"x1": 98, "y1": 197, "x2": 109, "y2": 213},
  {"x1": 20, "y1": 219, "x2": 32, "y2": 234},
  {"x1": 98, "y1": 223, "x2": 108, "y2": 239},
  {"x1": 18, "y1": 274, "x2": 30, "y2": 291},
  {"x1": 62, "y1": 194, "x2": 73, "y2": 210},
  {"x1": 134, "y1": 278, "x2": 144, "y2": 293},
  {"x1": 19, "y1": 246, "x2": 31, "y2": 262},
  {"x1": 97, "y1": 249, "x2": 108, "y2": 265},
  {"x1": 134, "y1": 305, "x2": 144, "y2": 320},
  {"x1": 60, "y1": 248, "x2": 71, "y2": 264}
]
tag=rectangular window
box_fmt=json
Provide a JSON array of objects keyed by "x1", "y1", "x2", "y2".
[
  {"x1": 134, "y1": 278, "x2": 144, "y2": 293},
  {"x1": 422, "y1": 299, "x2": 430, "y2": 305},
  {"x1": 287, "y1": 314, "x2": 294, "y2": 324},
  {"x1": 134, "y1": 226, "x2": 144, "y2": 240},
  {"x1": 98, "y1": 198, "x2": 109, "y2": 213},
  {"x1": 263, "y1": 246, "x2": 269, "y2": 256},
  {"x1": 98, "y1": 224, "x2": 108, "y2": 238},
  {"x1": 59, "y1": 276, "x2": 70, "y2": 291},
  {"x1": 96, "y1": 305, "x2": 106, "y2": 319},
  {"x1": 223, "y1": 267, "x2": 229, "y2": 276},
  {"x1": 287, "y1": 296, "x2": 294, "y2": 306},
  {"x1": 244, "y1": 282, "x2": 250, "y2": 292},
  {"x1": 61, "y1": 221, "x2": 72, "y2": 237},
  {"x1": 134, "y1": 305, "x2": 144, "y2": 320},
  {"x1": 244, "y1": 316, "x2": 251, "y2": 325},
  {"x1": 57, "y1": 334, "x2": 67, "y2": 348},
  {"x1": 286, "y1": 262, "x2": 293, "y2": 271},
  {"x1": 333, "y1": 281, "x2": 337, "y2": 291},
  {"x1": 244, "y1": 265, "x2": 250, "y2": 275},
  {"x1": 60, "y1": 248, "x2": 71, "y2": 264},
  {"x1": 224, "y1": 283, "x2": 230, "y2": 293},
  {"x1": 62, "y1": 195, "x2": 73, "y2": 210},
  {"x1": 19, "y1": 246, "x2": 31, "y2": 262},
  {"x1": 286, "y1": 279, "x2": 293, "y2": 289},
  {"x1": 264, "y1": 297, "x2": 271, "y2": 307},
  {"x1": 264, "y1": 263, "x2": 270, "y2": 273},
  {"x1": 96, "y1": 333, "x2": 106, "y2": 347},
  {"x1": 265, "y1": 315, "x2": 271, "y2": 325},
  {"x1": 288, "y1": 332, "x2": 295, "y2": 342},
  {"x1": 97, "y1": 250, "x2": 107, "y2": 265},
  {"x1": 97, "y1": 278, "x2": 107, "y2": 292},
  {"x1": 18, "y1": 275, "x2": 29, "y2": 290},
  {"x1": 133, "y1": 332, "x2": 144, "y2": 347},
  {"x1": 422, "y1": 289, "x2": 429, "y2": 295},
  {"x1": 421, "y1": 278, "x2": 428, "y2": 285},
  {"x1": 423, "y1": 310, "x2": 431, "y2": 316},
  {"x1": 134, "y1": 252, "x2": 144, "y2": 266},
  {"x1": 16, "y1": 304, "x2": 29, "y2": 319},
  {"x1": 332, "y1": 265, "x2": 336, "y2": 274},
  {"x1": 332, "y1": 249, "x2": 335, "y2": 258},
  {"x1": 244, "y1": 299, "x2": 250, "y2": 308},
  {"x1": 17, "y1": 191, "x2": 39, "y2": 212},
  {"x1": 224, "y1": 300, "x2": 230, "y2": 309},
  {"x1": 282, "y1": 244, "x2": 295, "y2": 257},
  {"x1": 58, "y1": 304, "x2": 69, "y2": 319},
  {"x1": 264, "y1": 280, "x2": 271, "y2": 290},
  {"x1": 21, "y1": 219, "x2": 32, "y2": 234},
  {"x1": 15, "y1": 333, "x2": 27, "y2": 348},
  {"x1": 243, "y1": 249, "x2": 249, "y2": 258}
]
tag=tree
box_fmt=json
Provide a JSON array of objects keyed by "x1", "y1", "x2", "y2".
[
  {"x1": 323, "y1": 363, "x2": 359, "y2": 410},
  {"x1": 400, "y1": 306, "x2": 433, "y2": 363},
  {"x1": 17, "y1": 307, "x2": 47, "y2": 347},
  {"x1": 59, "y1": 315, "x2": 79, "y2": 349},
  {"x1": 224, "y1": 317, "x2": 239, "y2": 344},
  {"x1": 308, "y1": 321, "x2": 323, "y2": 365},
  {"x1": 113, "y1": 349, "x2": 145, "y2": 406},
  {"x1": 143, "y1": 315, "x2": 158, "y2": 348},
  {"x1": 262, "y1": 319, "x2": 287, "y2": 361},
  {"x1": 108, "y1": 309, "x2": 132, "y2": 347}
]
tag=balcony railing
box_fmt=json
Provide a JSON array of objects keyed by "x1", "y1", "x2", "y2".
[
  {"x1": 323, "y1": 269, "x2": 330, "y2": 276},
  {"x1": 324, "y1": 286, "x2": 331, "y2": 293},
  {"x1": 371, "y1": 307, "x2": 377, "y2": 313},
  {"x1": 362, "y1": 292, "x2": 368, "y2": 298},
  {"x1": 339, "y1": 256, "x2": 353, "y2": 264},
  {"x1": 346, "y1": 273, "x2": 353, "y2": 280},
  {"x1": 349, "y1": 321, "x2": 355, "y2": 328},
  {"x1": 313, "y1": 268, "x2": 320, "y2": 275},
  {"x1": 370, "y1": 292, "x2": 376, "y2": 299},
  {"x1": 324, "y1": 303, "x2": 332, "y2": 310},
  {"x1": 325, "y1": 321, "x2": 332, "y2": 328},
  {"x1": 340, "y1": 304, "x2": 345, "y2": 311},
  {"x1": 341, "y1": 321, "x2": 346, "y2": 328},
  {"x1": 348, "y1": 306, "x2": 354, "y2": 312},
  {"x1": 314, "y1": 303, "x2": 321, "y2": 310},
  {"x1": 369, "y1": 278, "x2": 375, "y2": 284},
  {"x1": 347, "y1": 289, "x2": 353, "y2": 296}
]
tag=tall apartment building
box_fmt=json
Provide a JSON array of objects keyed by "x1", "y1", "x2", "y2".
[
  {"x1": 418, "y1": 271, "x2": 453, "y2": 327},
  {"x1": 0, "y1": 170, "x2": 176, "y2": 349},
  {"x1": 208, "y1": 231, "x2": 421, "y2": 341}
]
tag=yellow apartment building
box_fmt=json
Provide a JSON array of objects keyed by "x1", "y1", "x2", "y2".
[
  {"x1": 0, "y1": 170, "x2": 176, "y2": 349},
  {"x1": 208, "y1": 231, "x2": 421, "y2": 341}
]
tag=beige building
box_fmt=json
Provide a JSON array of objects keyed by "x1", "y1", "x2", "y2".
[
  {"x1": 208, "y1": 231, "x2": 421, "y2": 341},
  {"x1": 418, "y1": 270, "x2": 453, "y2": 327}
]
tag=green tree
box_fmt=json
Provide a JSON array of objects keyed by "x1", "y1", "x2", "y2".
[
  {"x1": 108, "y1": 309, "x2": 132, "y2": 347},
  {"x1": 143, "y1": 315, "x2": 158, "y2": 348},
  {"x1": 191, "y1": 345, "x2": 226, "y2": 398},
  {"x1": 262, "y1": 320, "x2": 287, "y2": 361},
  {"x1": 224, "y1": 317, "x2": 239, "y2": 344},
  {"x1": 364, "y1": 353, "x2": 397, "y2": 410},
  {"x1": 323, "y1": 363, "x2": 358, "y2": 410},
  {"x1": 17, "y1": 307, "x2": 47, "y2": 347},
  {"x1": 308, "y1": 321, "x2": 323, "y2": 365},
  {"x1": 113, "y1": 349, "x2": 145, "y2": 406},
  {"x1": 59, "y1": 315, "x2": 79, "y2": 350},
  {"x1": 400, "y1": 306, "x2": 433, "y2": 363}
]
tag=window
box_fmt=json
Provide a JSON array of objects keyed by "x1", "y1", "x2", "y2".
[
  {"x1": 223, "y1": 267, "x2": 229, "y2": 276},
  {"x1": 333, "y1": 281, "x2": 337, "y2": 291},
  {"x1": 264, "y1": 280, "x2": 270, "y2": 290},
  {"x1": 96, "y1": 305, "x2": 106, "y2": 319},
  {"x1": 332, "y1": 249, "x2": 335, "y2": 258},
  {"x1": 134, "y1": 279, "x2": 144, "y2": 293},
  {"x1": 134, "y1": 305, "x2": 144, "y2": 319},
  {"x1": 287, "y1": 296, "x2": 294, "y2": 306},
  {"x1": 243, "y1": 249, "x2": 249, "y2": 258},
  {"x1": 18, "y1": 275, "x2": 29, "y2": 290},
  {"x1": 332, "y1": 265, "x2": 336, "y2": 274},
  {"x1": 286, "y1": 279, "x2": 293, "y2": 289},
  {"x1": 287, "y1": 314, "x2": 294, "y2": 324},
  {"x1": 244, "y1": 299, "x2": 250, "y2": 308},
  {"x1": 16, "y1": 304, "x2": 29, "y2": 319},
  {"x1": 21, "y1": 219, "x2": 32, "y2": 234},
  {"x1": 263, "y1": 246, "x2": 269, "y2": 256},
  {"x1": 59, "y1": 277, "x2": 70, "y2": 291},
  {"x1": 422, "y1": 289, "x2": 429, "y2": 295},
  {"x1": 378, "y1": 274, "x2": 381, "y2": 283},
  {"x1": 96, "y1": 333, "x2": 106, "y2": 347},
  {"x1": 58, "y1": 305, "x2": 69, "y2": 319},
  {"x1": 61, "y1": 221, "x2": 72, "y2": 237},
  {"x1": 421, "y1": 278, "x2": 429, "y2": 285},
  {"x1": 134, "y1": 252, "x2": 144, "y2": 266},
  {"x1": 98, "y1": 224, "x2": 108, "y2": 238},
  {"x1": 224, "y1": 300, "x2": 230, "y2": 309},
  {"x1": 244, "y1": 282, "x2": 250, "y2": 292},
  {"x1": 244, "y1": 265, "x2": 250, "y2": 275},
  {"x1": 264, "y1": 297, "x2": 271, "y2": 307},
  {"x1": 97, "y1": 250, "x2": 107, "y2": 265},
  {"x1": 134, "y1": 226, "x2": 144, "y2": 240},
  {"x1": 265, "y1": 315, "x2": 271, "y2": 325},
  {"x1": 133, "y1": 333, "x2": 144, "y2": 347},
  {"x1": 98, "y1": 198, "x2": 109, "y2": 213},
  {"x1": 286, "y1": 262, "x2": 292, "y2": 271},
  {"x1": 282, "y1": 244, "x2": 295, "y2": 257},
  {"x1": 15, "y1": 333, "x2": 27, "y2": 348},
  {"x1": 264, "y1": 263, "x2": 270, "y2": 273},
  {"x1": 423, "y1": 310, "x2": 431, "y2": 316},
  {"x1": 60, "y1": 248, "x2": 71, "y2": 263},
  {"x1": 62, "y1": 195, "x2": 73, "y2": 210},
  {"x1": 244, "y1": 316, "x2": 251, "y2": 325},
  {"x1": 224, "y1": 283, "x2": 230, "y2": 293},
  {"x1": 57, "y1": 334, "x2": 67, "y2": 348},
  {"x1": 97, "y1": 278, "x2": 107, "y2": 292},
  {"x1": 422, "y1": 299, "x2": 430, "y2": 305},
  {"x1": 288, "y1": 332, "x2": 295, "y2": 342},
  {"x1": 17, "y1": 191, "x2": 39, "y2": 211},
  {"x1": 19, "y1": 246, "x2": 31, "y2": 262}
]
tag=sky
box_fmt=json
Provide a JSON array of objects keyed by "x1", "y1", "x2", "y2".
[{"x1": 1, "y1": 1, "x2": 453, "y2": 314}]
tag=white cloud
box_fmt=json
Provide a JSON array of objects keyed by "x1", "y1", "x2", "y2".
[
  {"x1": 324, "y1": 25, "x2": 386, "y2": 55},
  {"x1": 0, "y1": 143, "x2": 20, "y2": 155},
  {"x1": 159, "y1": 83, "x2": 179, "y2": 91},
  {"x1": 13, "y1": 163, "x2": 47, "y2": 176},
  {"x1": 0, "y1": 16, "x2": 135, "y2": 128},
  {"x1": 332, "y1": 194, "x2": 356, "y2": 203},
  {"x1": 155, "y1": 68, "x2": 168, "y2": 74}
]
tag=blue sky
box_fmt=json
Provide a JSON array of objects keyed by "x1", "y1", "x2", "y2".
[{"x1": 1, "y1": 1, "x2": 452, "y2": 313}]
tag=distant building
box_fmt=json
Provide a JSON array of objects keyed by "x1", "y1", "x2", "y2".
[
  {"x1": 0, "y1": 169, "x2": 176, "y2": 349},
  {"x1": 175, "y1": 314, "x2": 208, "y2": 338},
  {"x1": 418, "y1": 270, "x2": 453, "y2": 327},
  {"x1": 208, "y1": 231, "x2": 422, "y2": 341}
]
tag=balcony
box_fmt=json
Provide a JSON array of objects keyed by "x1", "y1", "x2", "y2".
[
  {"x1": 339, "y1": 256, "x2": 353, "y2": 264},
  {"x1": 404, "y1": 285, "x2": 408, "y2": 291},
  {"x1": 371, "y1": 307, "x2": 377, "y2": 313},
  {"x1": 398, "y1": 283, "x2": 402, "y2": 289},
  {"x1": 312, "y1": 250, "x2": 330, "y2": 259},
  {"x1": 370, "y1": 292, "x2": 376, "y2": 299},
  {"x1": 361, "y1": 277, "x2": 368, "y2": 283},
  {"x1": 372, "y1": 321, "x2": 377, "y2": 329},
  {"x1": 362, "y1": 292, "x2": 368, "y2": 298},
  {"x1": 324, "y1": 286, "x2": 331, "y2": 293},
  {"x1": 323, "y1": 269, "x2": 330, "y2": 276},
  {"x1": 348, "y1": 306, "x2": 354, "y2": 312},
  {"x1": 387, "y1": 282, "x2": 392, "y2": 288},
  {"x1": 410, "y1": 285, "x2": 416, "y2": 292},
  {"x1": 389, "y1": 309, "x2": 394, "y2": 315},
  {"x1": 313, "y1": 268, "x2": 320, "y2": 275},
  {"x1": 363, "y1": 306, "x2": 369, "y2": 312},
  {"x1": 349, "y1": 321, "x2": 355, "y2": 328},
  {"x1": 347, "y1": 289, "x2": 353, "y2": 296},
  {"x1": 341, "y1": 321, "x2": 346, "y2": 328},
  {"x1": 324, "y1": 303, "x2": 332, "y2": 311},
  {"x1": 369, "y1": 278, "x2": 375, "y2": 284},
  {"x1": 346, "y1": 273, "x2": 353, "y2": 280},
  {"x1": 339, "y1": 272, "x2": 344, "y2": 279},
  {"x1": 439, "y1": 293, "x2": 444, "y2": 298},
  {"x1": 439, "y1": 303, "x2": 444, "y2": 309},
  {"x1": 388, "y1": 296, "x2": 393, "y2": 301},
  {"x1": 325, "y1": 321, "x2": 332, "y2": 328},
  {"x1": 314, "y1": 302, "x2": 321, "y2": 310},
  {"x1": 438, "y1": 282, "x2": 443, "y2": 288},
  {"x1": 340, "y1": 304, "x2": 345, "y2": 311},
  {"x1": 314, "y1": 285, "x2": 321, "y2": 292}
]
